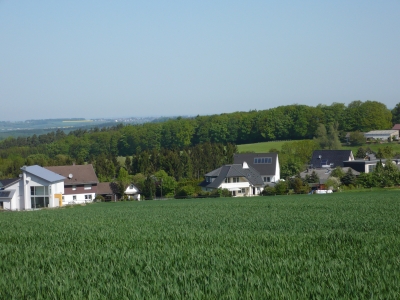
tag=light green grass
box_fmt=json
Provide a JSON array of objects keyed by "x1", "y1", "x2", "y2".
[
  {"x1": 0, "y1": 193, "x2": 399, "y2": 299},
  {"x1": 237, "y1": 140, "x2": 300, "y2": 153},
  {"x1": 238, "y1": 140, "x2": 400, "y2": 155},
  {"x1": 341, "y1": 141, "x2": 400, "y2": 155}
]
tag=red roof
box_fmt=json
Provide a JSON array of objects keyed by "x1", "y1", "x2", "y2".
[{"x1": 392, "y1": 124, "x2": 400, "y2": 130}]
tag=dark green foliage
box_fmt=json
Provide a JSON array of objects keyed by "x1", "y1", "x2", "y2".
[
  {"x1": 0, "y1": 100, "x2": 394, "y2": 180},
  {"x1": 330, "y1": 167, "x2": 345, "y2": 179},
  {"x1": 274, "y1": 180, "x2": 288, "y2": 195},
  {"x1": 261, "y1": 186, "x2": 276, "y2": 196},
  {"x1": 348, "y1": 131, "x2": 365, "y2": 146},
  {"x1": 391, "y1": 102, "x2": 400, "y2": 125},
  {"x1": 355, "y1": 147, "x2": 367, "y2": 159},
  {"x1": 376, "y1": 146, "x2": 394, "y2": 159},
  {"x1": 305, "y1": 171, "x2": 320, "y2": 183},
  {"x1": 289, "y1": 177, "x2": 310, "y2": 194},
  {"x1": 341, "y1": 168, "x2": 356, "y2": 186}
]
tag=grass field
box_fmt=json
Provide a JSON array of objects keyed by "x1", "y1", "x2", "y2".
[
  {"x1": 237, "y1": 140, "x2": 298, "y2": 153},
  {"x1": 237, "y1": 139, "x2": 400, "y2": 155},
  {"x1": 1, "y1": 192, "x2": 399, "y2": 298}
]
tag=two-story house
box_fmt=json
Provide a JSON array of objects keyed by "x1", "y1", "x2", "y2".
[
  {"x1": 45, "y1": 164, "x2": 99, "y2": 205},
  {"x1": 0, "y1": 165, "x2": 65, "y2": 210},
  {"x1": 199, "y1": 162, "x2": 264, "y2": 197}
]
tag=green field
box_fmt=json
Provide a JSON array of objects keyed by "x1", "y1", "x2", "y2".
[
  {"x1": 1, "y1": 193, "x2": 399, "y2": 299},
  {"x1": 237, "y1": 139, "x2": 400, "y2": 155},
  {"x1": 237, "y1": 140, "x2": 298, "y2": 153}
]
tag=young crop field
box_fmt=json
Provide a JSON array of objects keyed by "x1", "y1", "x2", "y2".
[{"x1": 1, "y1": 192, "x2": 399, "y2": 299}]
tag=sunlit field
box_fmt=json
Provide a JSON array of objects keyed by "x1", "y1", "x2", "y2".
[{"x1": 1, "y1": 192, "x2": 399, "y2": 299}]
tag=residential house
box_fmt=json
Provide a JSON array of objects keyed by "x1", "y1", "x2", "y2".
[
  {"x1": 97, "y1": 182, "x2": 141, "y2": 201},
  {"x1": 310, "y1": 150, "x2": 354, "y2": 169},
  {"x1": 0, "y1": 165, "x2": 65, "y2": 210},
  {"x1": 199, "y1": 162, "x2": 265, "y2": 196},
  {"x1": 45, "y1": 164, "x2": 98, "y2": 205},
  {"x1": 344, "y1": 158, "x2": 400, "y2": 173},
  {"x1": 233, "y1": 153, "x2": 280, "y2": 184}
]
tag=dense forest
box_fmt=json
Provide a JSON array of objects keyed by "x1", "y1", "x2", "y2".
[{"x1": 0, "y1": 100, "x2": 397, "y2": 190}]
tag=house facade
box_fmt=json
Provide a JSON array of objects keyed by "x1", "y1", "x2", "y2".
[
  {"x1": 233, "y1": 153, "x2": 280, "y2": 184},
  {"x1": 45, "y1": 164, "x2": 98, "y2": 205},
  {"x1": 0, "y1": 165, "x2": 65, "y2": 210},
  {"x1": 200, "y1": 162, "x2": 265, "y2": 197}
]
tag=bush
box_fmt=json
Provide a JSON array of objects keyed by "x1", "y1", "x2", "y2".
[
  {"x1": 175, "y1": 185, "x2": 196, "y2": 199},
  {"x1": 262, "y1": 186, "x2": 276, "y2": 196},
  {"x1": 94, "y1": 195, "x2": 105, "y2": 202},
  {"x1": 275, "y1": 180, "x2": 288, "y2": 195}
]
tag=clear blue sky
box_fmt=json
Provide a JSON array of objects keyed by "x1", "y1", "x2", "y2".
[{"x1": 1, "y1": 1, "x2": 399, "y2": 121}]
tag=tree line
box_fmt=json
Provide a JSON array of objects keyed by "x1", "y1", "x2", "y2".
[{"x1": 0, "y1": 100, "x2": 396, "y2": 182}]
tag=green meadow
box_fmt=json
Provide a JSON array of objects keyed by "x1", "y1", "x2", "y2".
[
  {"x1": 237, "y1": 139, "x2": 400, "y2": 155},
  {"x1": 1, "y1": 192, "x2": 399, "y2": 299}
]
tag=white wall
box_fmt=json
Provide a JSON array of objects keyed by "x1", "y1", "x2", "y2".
[{"x1": 63, "y1": 192, "x2": 95, "y2": 204}]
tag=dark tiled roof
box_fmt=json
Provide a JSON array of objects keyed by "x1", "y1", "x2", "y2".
[
  {"x1": 310, "y1": 150, "x2": 353, "y2": 168},
  {"x1": 0, "y1": 178, "x2": 20, "y2": 189},
  {"x1": 233, "y1": 153, "x2": 278, "y2": 176},
  {"x1": 45, "y1": 164, "x2": 99, "y2": 185}
]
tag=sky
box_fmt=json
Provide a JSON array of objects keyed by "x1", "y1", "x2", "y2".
[{"x1": 1, "y1": 1, "x2": 399, "y2": 121}]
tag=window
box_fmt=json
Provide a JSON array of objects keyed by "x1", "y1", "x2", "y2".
[
  {"x1": 267, "y1": 177, "x2": 271, "y2": 182},
  {"x1": 368, "y1": 165, "x2": 375, "y2": 173},
  {"x1": 72, "y1": 185, "x2": 76, "y2": 191},
  {"x1": 73, "y1": 195, "x2": 76, "y2": 200},
  {"x1": 30, "y1": 186, "x2": 49, "y2": 208},
  {"x1": 233, "y1": 177, "x2": 240, "y2": 183},
  {"x1": 84, "y1": 185, "x2": 91, "y2": 190},
  {"x1": 254, "y1": 157, "x2": 272, "y2": 164},
  {"x1": 224, "y1": 178, "x2": 228, "y2": 183},
  {"x1": 241, "y1": 188, "x2": 245, "y2": 194},
  {"x1": 85, "y1": 195, "x2": 92, "y2": 200}
]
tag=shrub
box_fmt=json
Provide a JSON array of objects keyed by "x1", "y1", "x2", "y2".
[
  {"x1": 262, "y1": 186, "x2": 276, "y2": 196},
  {"x1": 94, "y1": 195, "x2": 105, "y2": 202}
]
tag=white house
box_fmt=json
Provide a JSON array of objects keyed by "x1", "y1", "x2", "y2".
[
  {"x1": 199, "y1": 162, "x2": 265, "y2": 197},
  {"x1": 45, "y1": 164, "x2": 98, "y2": 205},
  {"x1": 0, "y1": 165, "x2": 65, "y2": 210}
]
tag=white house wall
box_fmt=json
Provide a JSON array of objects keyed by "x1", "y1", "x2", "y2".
[{"x1": 63, "y1": 192, "x2": 96, "y2": 205}]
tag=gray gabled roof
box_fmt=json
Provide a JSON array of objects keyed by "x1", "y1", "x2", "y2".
[
  {"x1": 202, "y1": 164, "x2": 264, "y2": 189},
  {"x1": 233, "y1": 153, "x2": 278, "y2": 176},
  {"x1": 21, "y1": 165, "x2": 65, "y2": 183}
]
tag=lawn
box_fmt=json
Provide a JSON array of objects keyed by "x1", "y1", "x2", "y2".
[
  {"x1": 0, "y1": 193, "x2": 399, "y2": 299},
  {"x1": 237, "y1": 139, "x2": 400, "y2": 155},
  {"x1": 237, "y1": 140, "x2": 299, "y2": 153}
]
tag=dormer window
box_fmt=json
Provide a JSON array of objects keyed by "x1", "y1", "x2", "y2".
[{"x1": 254, "y1": 157, "x2": 272, "y2": 164}]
